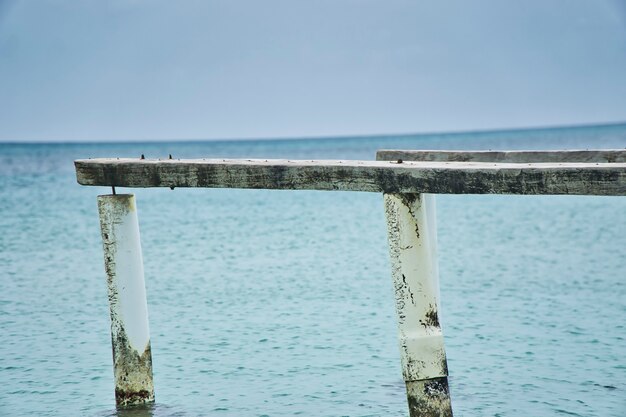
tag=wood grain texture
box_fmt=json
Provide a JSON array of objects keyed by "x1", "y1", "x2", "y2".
[
  {"x1": 376, "y1": 149, "x2": 626, "y2": 163},
  {"x1": 75, "y1": 158, "x2": 626, "y2": 195}
]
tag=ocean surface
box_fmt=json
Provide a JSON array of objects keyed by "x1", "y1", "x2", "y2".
[{"x1": 1, "y1": 124, "x2": 625, "y2": 417}]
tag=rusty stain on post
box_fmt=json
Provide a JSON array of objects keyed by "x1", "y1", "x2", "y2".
[
  {"x1": 384, "y1": 193, "x2": 453, "y2": 417},
  {"x1": 98, "y1": 194, "x2": 155, "y2": 406}
]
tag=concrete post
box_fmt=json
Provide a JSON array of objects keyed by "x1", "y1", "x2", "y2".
[
  {"x1": 98, "y1": 194, "x2": 155, "y2": 406},
  {"x1": 384, "y1": 193, "x2": 452, "y2": 417}
]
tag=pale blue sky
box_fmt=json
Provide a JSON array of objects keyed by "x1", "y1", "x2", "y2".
[{"x1": 1, "y1": 0, "x2": 626, "y2": 142}]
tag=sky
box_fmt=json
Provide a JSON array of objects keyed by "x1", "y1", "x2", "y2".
[{"x1": 1, "y1": 0, "x2": 626, "y2": 142}]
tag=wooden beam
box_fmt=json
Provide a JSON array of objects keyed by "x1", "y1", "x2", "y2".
[
  {"x1": 75, "y1": 158, "x2": 626, "y2": 195},
  {"x1": 376, "y1": 149, "x2": 626, "y2": 163}
]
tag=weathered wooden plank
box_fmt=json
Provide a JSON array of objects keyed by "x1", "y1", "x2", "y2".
[
  {"x1": 376, "y1": 149, "x2": 626, "y2": 163},
  {"x1": 75, "y1": 158, "x2": 626, "y2": 195}
]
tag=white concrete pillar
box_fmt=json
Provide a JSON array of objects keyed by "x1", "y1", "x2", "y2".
[
  {"x1": 384, "y1": 193, "x2": 452, "y2": 417},
  {"x1": 98, "y1": 194, "x2": 154, "y2": 406}
]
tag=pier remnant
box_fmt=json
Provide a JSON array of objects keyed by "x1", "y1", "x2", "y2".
[
  {"x1": 98, "y1": 194, "x2": 154, "y2": 406},
  {"x1": 75, "y1": 149, "x2": 626, "y2": 414}
]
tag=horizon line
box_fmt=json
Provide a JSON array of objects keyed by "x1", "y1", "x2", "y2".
[{"x1": 1, "y1": 120, "x2": 625, "y2": 146}]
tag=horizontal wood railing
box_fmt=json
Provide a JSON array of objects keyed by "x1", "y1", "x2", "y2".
[
  {"x1": 376, "y1": 149, "x2": 626, "y2": 163},
  {"x1": 75, "y1": 157, "x2": 626, "y2": 195}
]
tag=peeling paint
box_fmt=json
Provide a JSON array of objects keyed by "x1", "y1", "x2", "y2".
[
  {"x1": 406, "y1": 378, "x2": 453, "y2": 417},
  {"x1": 112, "y1": 327, "x2": 154, "y2": 406},
  {"x1": 419, "y1": 305, "x2": 440, "y2": 329},
  {"x1": 397, "y1": 193, "x2": 421, "y2": 237},
  {"x1": 439, "y1": 354, "x2": 449, "y2": 377}
]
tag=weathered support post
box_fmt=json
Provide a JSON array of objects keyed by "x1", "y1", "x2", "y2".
[
  {"x1": 384, "y1": 193, "x2": 452, "y2": 417},
  {"x1": 97, "y1": 194, "x2": 155, "y2": 406}
]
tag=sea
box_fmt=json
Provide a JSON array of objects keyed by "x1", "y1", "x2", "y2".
[{"x1": 1, "y1": 123, "x2": 625, "y2": 417}]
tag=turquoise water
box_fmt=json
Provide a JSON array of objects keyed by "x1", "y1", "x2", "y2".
[{"x1": 1, "y1": 124, "x2": 626, "y2": 417}]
